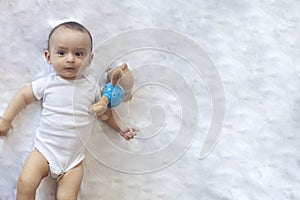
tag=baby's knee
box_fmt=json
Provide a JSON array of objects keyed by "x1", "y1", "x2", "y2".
[{"x1": 17, "y1": 173, "x2": 38, "y2": 194}]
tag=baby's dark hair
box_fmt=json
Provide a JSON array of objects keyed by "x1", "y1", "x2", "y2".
[{"x1": 47, "y1": 21, "x2": 93, "y2": 50}]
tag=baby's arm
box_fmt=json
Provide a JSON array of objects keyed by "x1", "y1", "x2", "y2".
[
  {"x1": 0, "y1": 85, "x2": 36, "y2": 136},
  {"x1": 105, "y1": 112, "x2": 138, "y2": 141}
]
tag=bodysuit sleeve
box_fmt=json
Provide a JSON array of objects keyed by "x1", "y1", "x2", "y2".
[{"x1": 32, "y1": 77, "x2": 48, "y2": 100}]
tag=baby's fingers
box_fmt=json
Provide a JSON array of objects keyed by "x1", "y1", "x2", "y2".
[
  {"x1": 0, "y1": 118, "x2": 12, "y2": 136},
  {"x1": 120, "y1": 131, "x2": 137, "y2": 140},
  {"x1": 0, "y1": 132, "x2": 7, "y2": 137},
  {"x1": 0, "y1": 127, "x2": 9, "y2": 136}
]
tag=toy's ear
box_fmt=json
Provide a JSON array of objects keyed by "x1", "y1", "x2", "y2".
[
  {"x1": 120, "y1": 63, "x2": 128, "y2": 70},
  {"x1": 107, "y1": 63, "x2": 128, "y2": 82},
  {"x1": 111, "y1": 69, "x2": 122, "y2": 86}
]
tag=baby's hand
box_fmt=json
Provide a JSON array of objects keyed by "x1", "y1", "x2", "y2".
[
  {"x1": 0, "y1": 118, "x2": 12, "y2": 136},
  {"x1": 119, "y1": 127, "x2": 139, "y2": 141}
]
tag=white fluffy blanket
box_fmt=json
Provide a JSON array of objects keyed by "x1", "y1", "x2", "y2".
[{"x1": 0, "y1": 0, "x2": 299, "y2": 199}]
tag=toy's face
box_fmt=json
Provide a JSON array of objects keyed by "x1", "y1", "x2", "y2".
[
  {"x1": 107, "y1": 64, "x2": 134, "y2": 102},
  {"x1": 44, "y1": 27, "x2": 93, "y2": 80}
]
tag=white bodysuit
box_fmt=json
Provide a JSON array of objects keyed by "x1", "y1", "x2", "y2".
[{"x1": 32, "y1": 72, "x2": 99, "y2": 179}]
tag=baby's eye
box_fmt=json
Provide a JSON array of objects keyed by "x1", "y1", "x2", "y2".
[
  {"x1": 75, "y1": 52, "x2": 84, "y2": 57},
  {"x1": 57, "y1": 51, "x2": 65, "y2": 56}
]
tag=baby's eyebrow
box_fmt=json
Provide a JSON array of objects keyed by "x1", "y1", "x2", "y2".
[
  {"x1": 75, "y1": 48, "x2": 88, "y2": 51},
  {"x1": 55, "y1": 46, "x2": 67, "y2": 50},
  {"x1": 53, "y1": 46, "x2": 88, "y2": 52}
]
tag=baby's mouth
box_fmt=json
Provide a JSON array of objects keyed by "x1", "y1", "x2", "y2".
[{"x1": 65, "y1": 66, "x2": 75, "y2": 70}]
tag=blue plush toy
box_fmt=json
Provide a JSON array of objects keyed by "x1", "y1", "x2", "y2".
[
  {"x1": 102, "y1": 83, "x2": 124, "y2": 108},
  {"x1": 91, "y1": 63, "x2": 134, "y2": 120}
]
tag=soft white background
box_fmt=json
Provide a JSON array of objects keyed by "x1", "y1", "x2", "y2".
[{"x1": 0, "y1": 0, "x2": 300, "y2": 199}]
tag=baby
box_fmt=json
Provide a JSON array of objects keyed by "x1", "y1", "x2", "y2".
[{"x1": 0, "y1": 21, "x2": 137, "y2": 199}]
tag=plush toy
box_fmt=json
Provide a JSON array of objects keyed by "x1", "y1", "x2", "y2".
[{"x1": 91, "y1": 63, "x2": 134, "y2": 120}]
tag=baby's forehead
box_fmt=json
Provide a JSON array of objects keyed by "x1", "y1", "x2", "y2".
[
  {"x1": 50, "y1": 26, "x2": 88, "y2": 39},
  {"x1": 49, "y1": 26, "x2": 92, "y2": 49}
]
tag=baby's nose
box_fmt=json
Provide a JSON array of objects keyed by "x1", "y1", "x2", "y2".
[{"x1": 66, "y1": 53, "x2": 75, "y2": 62}]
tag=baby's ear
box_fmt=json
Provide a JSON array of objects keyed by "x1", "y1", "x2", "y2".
[
  {"x1": 44, "y1": 50, "x2": 51, "y2": 64},
  {"x1": 88, "y1": 53, "x2": 94, "y2": 65}
]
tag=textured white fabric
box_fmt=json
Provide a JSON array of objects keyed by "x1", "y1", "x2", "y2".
[
  {"x1": 0, "y1": 1, "x2": 300, "y2": 199},
  {"x1": 32, "y1": 72, "x2": 99, "y2": 178}
]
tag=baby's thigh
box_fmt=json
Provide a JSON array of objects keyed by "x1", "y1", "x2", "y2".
[
  {"x1": 56, "y1": 162, "x2": 83, "y2": 200},
  {"x1": 18, "y1": 149, "x2": 49, "y2": 190}
]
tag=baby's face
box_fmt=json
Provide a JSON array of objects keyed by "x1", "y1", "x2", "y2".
[{"x1": 44, "y1": 27, "x2": 93, "y2": 80}]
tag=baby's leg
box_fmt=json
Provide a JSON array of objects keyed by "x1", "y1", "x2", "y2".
[
  {"x1": 56, "y1": 162, "x2": 83, "y2": 200},
  {"x1": 17, "y1": 149, "x2": 49, "y2": 200}
]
